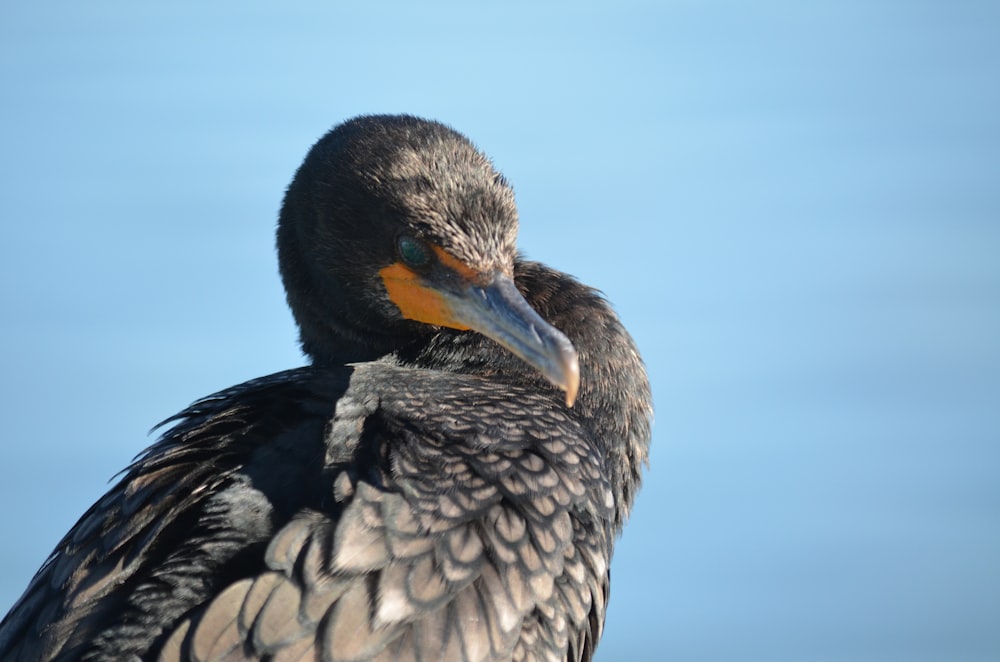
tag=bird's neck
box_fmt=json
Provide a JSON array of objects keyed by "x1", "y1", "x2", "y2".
[{"x1": 512, "y1": 260, "x2": 653, "y2": 531}]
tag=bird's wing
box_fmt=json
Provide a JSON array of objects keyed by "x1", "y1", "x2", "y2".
[
  {"x1": 160, "y1": 363, "x2": 616, "y2": 662},
  {"x1": 0, "y1": 364, "x2": 615, "y2": 662}
]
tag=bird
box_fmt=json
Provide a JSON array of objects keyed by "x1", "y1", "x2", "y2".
[{"x1": 0, "y1": 114, "x2": 652, "y2": 662}]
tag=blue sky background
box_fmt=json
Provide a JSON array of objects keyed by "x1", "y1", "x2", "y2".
[{"x1": 2, "y1": 2, "x2": 999, "y2": 660}]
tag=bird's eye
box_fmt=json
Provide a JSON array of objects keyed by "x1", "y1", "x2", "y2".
[{"x1": 396, "y1": 235, "x2": 432, "y2": 269}]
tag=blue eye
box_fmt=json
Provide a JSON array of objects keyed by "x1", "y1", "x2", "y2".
[{"x1": 397, "y1": 235, "x2": 432, "y2": 269}]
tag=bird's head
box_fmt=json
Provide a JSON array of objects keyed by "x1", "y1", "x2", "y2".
[{"x1": 277, "y1": 115, "x2": 579, "y2": 406}]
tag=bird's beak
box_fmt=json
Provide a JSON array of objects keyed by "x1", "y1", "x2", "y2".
[{"x1": 380, "y1": 250, "x2": 580, "y2": 407}]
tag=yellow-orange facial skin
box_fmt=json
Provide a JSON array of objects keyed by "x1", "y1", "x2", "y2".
[
  {"x1": 379, "y1": 243, "x2": 580, "y2": 407},
  {"x1": 378, "y1": 245, "x2": 473, "y2": 330}
]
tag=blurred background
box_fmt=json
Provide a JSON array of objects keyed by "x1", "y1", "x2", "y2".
[{"x1": 2, "y1": 2, "x2": 998, "y2": 660}]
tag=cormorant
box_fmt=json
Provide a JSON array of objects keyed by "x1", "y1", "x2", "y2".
[{"x1": 0, "y1": 115, "x2": 652, "y2": 662}]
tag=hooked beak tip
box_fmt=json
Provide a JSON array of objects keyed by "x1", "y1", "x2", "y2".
[{"x1": 562, "y1": 350, "x2": 580, "y2": 408}]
